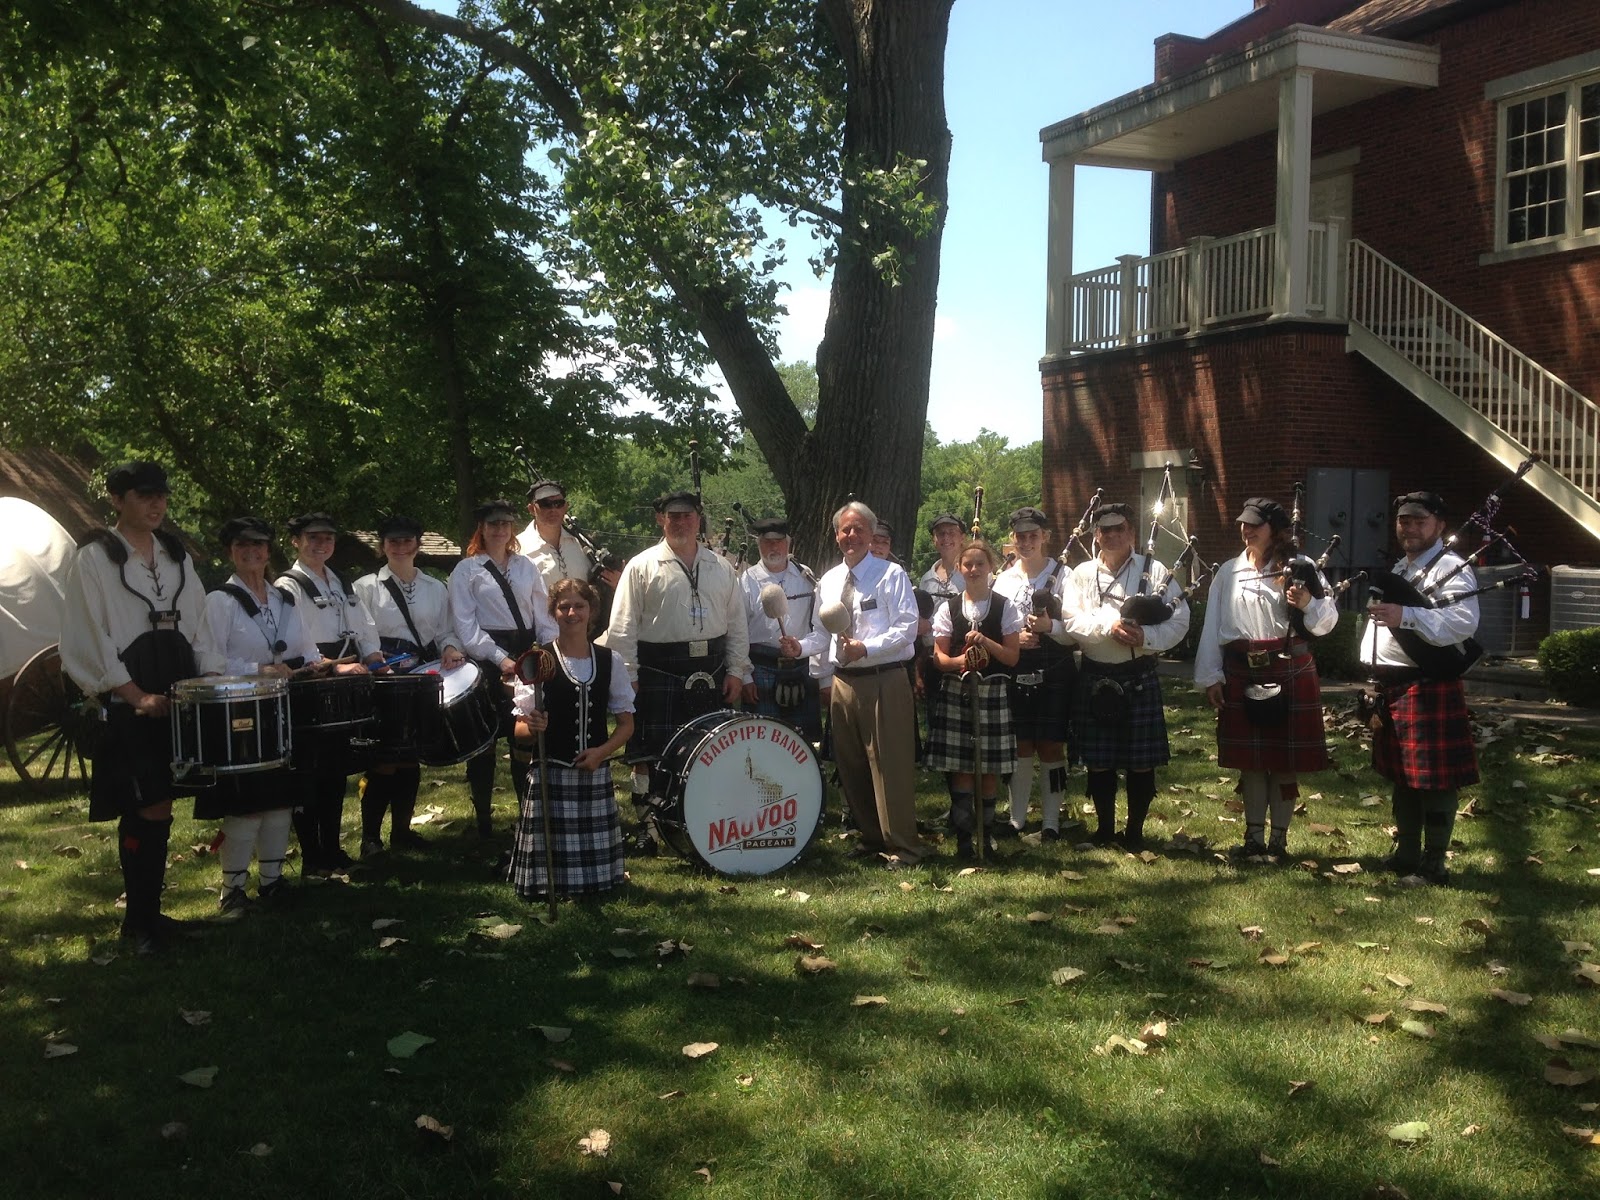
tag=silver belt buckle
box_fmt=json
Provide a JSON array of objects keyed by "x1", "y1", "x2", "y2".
[
  {"x1": 1247, "y1": 650, "x2": 1270, "y2": 670},
  {"x1": 1016, "y1": 672, "x2": 1043, "y2": 686},
  {"x1": 689, "y1": 639, "x2": 709, "y2": 659}
]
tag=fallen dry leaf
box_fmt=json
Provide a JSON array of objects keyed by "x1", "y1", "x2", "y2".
[
  {"x1": 1575, "y1": 963, "x2": 1600, "y2": 987},
  {"x1": 1558, "y1": 1029, "x2": 1600, "y2": 1049},
  {"x1": 1332, "y1": 862, "x2": 1362, "y2": 875},
  {"x1": 177, "y1": 1065, "x2": 217, "y2": 1087},
  {"x1": 1257, "y1": 1149, "x2": 1281, "y2": 1167},
  {"x1": 371, "y1": 918, "x2": 403, "y2": 931},
  {"x1": 578, "y1": 1128, "x2": 612, "y2": 1157},
  {"x1": 44, "y1": 1041, "x2": 78, "y2": 1059},
  {"x1": 415, "y1": 1115, "x2": 454, "y2": 1143},
  {"x1": 1546, "y1": 1059, "x2": 1597, "y2": 1087},
  {"x1": 1094, "y1": 1034, "x2": 1149, "y2": 1057},
  {"x1": 783, "y1": 933, "x2": 824, "y2": 951},
  {"x1": 1563, "y1": 940, "x2": 1597, "y2": 956},
  {"x1": 1112, "y1": 958, "x2": 1146, "y2": 973},
  {"x1": 1459, "y1": 917, "x2": 1494, "y2": 935},
  {"x1": 1400, "y1": 1019, "x2": 1435, "y2": 1039},
  {"x1": 536, "y1": 1025, "x2": 572, "y2": 1043},
  {"x1": 179, "y1": 1009, "x2": 212, "y2": 1027},
  {"x1": 1490, "y1": 988, "x2": 1533, "y2": 1006},
  {"x1": 1051, "y1": 967, "x2": 1086, "y2": 986},
  {"x1": 1288, "y1": 1080, "x2": 1315, "y2": 1097},
  {"x1": 682, "y1": 1042, "x2": 719, "y2": 1059},
  {"x1": 1384, "y1": 973, "x2": 1414, "y2": 990},
  {"x1": 1092, "y1": 921, "x2": 1125, "y2": 936},
  {"x1": 686, "y1": 972, "x2": 721, "y2": 990},
  {"x1": 1406, "y1": 999, "x2": 1448, "y2": 1016},
  {"x1": 1260, "y1": 953, "x2": 1290, "y2": 968},
  {"x1": 716, "y1": 885, "x2": 738, "y2": 895},
  {"x1": 851, "y1": 995, "x2": 888, "y2": 1008},
  {"x1": 1460, "y1": 1123, "x2": 1483, "y2": 1138},
  {"x1": 547, "y1": 1059, "x2": 576, "y2": 1073},
  {"x1": 1363, "y1": 1011, "x2": 1393, "y2": 1026},
  {"x1": 482, "y1": 923, "x2": 522, "y2": 940},
  {"x1": 1386, "y1": 1120, "x2": 1430, "y2": 1144},
  {"x1": 1025, "y1": 911, "x2": 1053, "y2": 924},
  {"x1": 1291, "y1": 941, "x2": 1323, "y2": 955},
  {"x1": 796, "y1": 955, "x2": 836, "y2": 974},
  {"x1": 1239, "y1": 925, "x2": 1265, "y2": 940},
  {"x1": 735, "y1": 1073, "x2": 754, "y2": 1087},
  {"x1": 378, "y1": 936, "x2": 406, "y2": 949},
  {"x1": 657, "y1": 1089, "x2": 686, "y2": 1100},
  {"x1": 246, "y1": 1142, "x2": 272, "y2": 1158},
  {"x1": 1140, "y1": 1021, "x2": 1169, "y2": 1044}
]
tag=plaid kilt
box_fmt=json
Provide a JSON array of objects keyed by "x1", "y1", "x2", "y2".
[
  {"x1": 750, "y1": 659, "x2": 822, "y2": 741},
  {"x1": 1215, "y1": 643, "x2": 1329, "y2": 773},
  {"x1": 925, "y1": 673, "x2": 1017, "y2": 775},
  {"x1": 1371, "y1": 679, "x2": 1479, "y2": 789},
  {"x1": 1008, "y1": 641, "x2": 1076, "y2": 744},
  {"x1": 508, "y1": 764, "x2": 624, "y2": 897},
  {"x1": 1072, "y1": 658, "x2": 1170, "y2": 771},
  {"x1": 627, "y1": 661, "x2": 725, "y2": 761}
]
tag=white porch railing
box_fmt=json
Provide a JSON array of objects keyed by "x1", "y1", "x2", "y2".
[
  {"x1": 1065, "y1": 221, "x2": 1340, "y2": 351},
  {"x1": 1347, "y1": 239, "x2": 1600, "y2": 501}
]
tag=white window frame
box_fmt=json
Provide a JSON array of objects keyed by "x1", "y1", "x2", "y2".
[{"x1": 1484, "y1": 51, "x2": 1600, "y2": 264}]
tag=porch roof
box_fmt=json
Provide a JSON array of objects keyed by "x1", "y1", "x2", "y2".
[{"x1": 1039, "y1": 24, "x2": 1439, "y2": 169}]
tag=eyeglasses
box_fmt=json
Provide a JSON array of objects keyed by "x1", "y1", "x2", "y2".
[
  {"x1": 535, "y1": 498, "x2": 567, "y2": 509},
  {"x1": 485, "y1": 518, "x2": 517, "y2": 527}
]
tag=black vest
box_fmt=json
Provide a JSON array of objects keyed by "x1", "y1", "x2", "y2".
[
  {"x1": 946, "y1": 595, "x2": 1010, "y2": 678},
  {"x1": 541, "y1": 644, "x2": 615, "y2": 764}
]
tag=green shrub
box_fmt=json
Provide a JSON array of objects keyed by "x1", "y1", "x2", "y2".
[
  {"x1": 1309, "y1": 610, "x2": 1366, "y2": 681},
  {"x1": 1538, "y1": 626, "x2": 1600, "y2": 708}
]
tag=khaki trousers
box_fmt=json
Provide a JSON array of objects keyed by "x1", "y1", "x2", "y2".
[{"x1": 831, "y1": 667, "x2": 925, "y2": 862}]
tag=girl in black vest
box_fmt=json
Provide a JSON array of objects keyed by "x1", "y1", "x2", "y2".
[
  {"x1": 507, "y1": 579, "x2": 635, "y2": 899},
  {"x1": 926, "y1": 541, "x2": 1023, "y2": 859}
]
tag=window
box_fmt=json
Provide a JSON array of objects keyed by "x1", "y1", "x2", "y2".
[{"x1": 1500, "y1": 76, "x2": 1600, "y2": 248}]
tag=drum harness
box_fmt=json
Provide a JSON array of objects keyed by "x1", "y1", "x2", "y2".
[{"x1": 285, "y1": 564, "x2": 361, "y2": 661}]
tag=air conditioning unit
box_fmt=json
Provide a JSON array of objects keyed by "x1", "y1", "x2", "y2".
[{"x1": 1550, "y1": 565, "x2": 1600, "y2": 633}]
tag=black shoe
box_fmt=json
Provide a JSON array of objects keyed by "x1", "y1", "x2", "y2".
[
  {"x1": 391, "y1": 830, "x2": 428, "y2": 851},
  {"x1": 1267, "y1": 837, "x2": 1288, "y2": 860},
  {"x1": 1418, "y1": 857, "x2": 1451, "y2": 886},
  {"x1": 257, "y1": 879, "x2": 293, "y2": 905},
  {"x1": 132, "y1": 927, "x2": 169, "y2": 957},
  {"x1": 1383, "y1": 854, "x2": 1420, "y2": 876},
  {"x1": 1090, "y1": 828, "x2": 1116, "y2": 847},
  {"x1": 218, "y1": 886, "x2": 251, "y2": 914},
  {"x1": 1230, "y1": 839, "x2": 1270, "y2": 861},
  {"x1": 324, "y1": 849, "x2": 356, "y2": 872},
  {"x1": 121, "y1": 913, "x2": 203, "y2": 940},
  {"x1": 992, "y1": 822, "x2": 1019, "y2": 841},
  {"x1": 1041, "y1": 827, "x2": 1060, "y2": 842},
  {"x1": 1115, "y1": 831, "x2": 1146, "y2": 852}
]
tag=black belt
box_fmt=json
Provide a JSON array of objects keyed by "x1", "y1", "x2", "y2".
[
  {"x1": 638, "y1": 635, "x2": 726, "y2": 671},
  {"x1": 750, "y1": 644, "x2": 806, "y2": 668},
  {"x1": 1082, "y1": 655, "x2": 1158, "y2": 679},
  {"x1": 837, "y1": 660, "x2": 909, "y2": 678}
]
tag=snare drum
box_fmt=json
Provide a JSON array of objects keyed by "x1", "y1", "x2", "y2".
[
  {"x1": 289, "y1": 675, "x2": 376, "y2": 773},
  {"x1": 414, "y1": 660, "x2": 498, "y2": 765},
  {"x1": 170, "y1": 675, "x2": 290, "y2": 779},
  {"x1": 369, "y1": 672, "x2": 443, "y2": 762},
  {"x1": 649, "y1": 710, "x2": 823, "y2": 875}
]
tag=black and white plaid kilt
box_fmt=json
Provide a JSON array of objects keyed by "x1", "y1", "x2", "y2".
[
  {"x1": 925, "y1": 673, "x2": 1017, "y2": 775},
  {"x1": 750, "y1": 656, "x2": 822, "y2": 741},
  {"x1": 508, "y1": 764, "x2": 624, "y2": 897},
  {"x1": 1372, "y1": 678, "x2": 1479, "y2": 789},
  {"x1": 1215, "y1": 641, "x2": 1329, "y2": 773},
  {"x1": 1072, "y1": 657, "x2": 1170, "y2": 771},
  {"x1": 627, "y1": 654, "x2": 725, "y2": 761},
  {"x1": 1008, "y1": 642, "x2": 1076, "y2": 744}
]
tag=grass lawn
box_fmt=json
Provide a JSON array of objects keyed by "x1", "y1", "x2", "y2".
[{"x1": 3, "y1": 689, "x2": 1597, "y2": 1199}]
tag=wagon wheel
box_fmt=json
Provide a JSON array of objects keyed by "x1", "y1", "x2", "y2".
[{"x1": 5, "y1": 645, "x2": 91, "y2": 796}]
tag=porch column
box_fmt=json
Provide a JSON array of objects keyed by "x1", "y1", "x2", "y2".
[
  {"x1": 1273, "y1": 68, "x2": 1314, "y2": 317},
  {"x1": 1045, "y1": 157, "x2": 1076, "y2": 356}
]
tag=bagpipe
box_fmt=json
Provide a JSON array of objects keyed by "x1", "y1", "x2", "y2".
[
  {"x1": 1364, "y1": 455, "x2": 1543, "y2": 680},
  {"x1": 512, "y1": 445, "x2": 623, "y2": 578},
  {"x1": 1118, "y1": 463, "x2": 1215, "y2": 626}
]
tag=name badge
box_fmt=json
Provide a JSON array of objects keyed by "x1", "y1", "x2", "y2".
[
  {"x1": 860, "y1": 597, "x2": 878, "y2": 612},
  {"x1": 150, "y1": 610, "x2": 180, "y2": 632},
  {"x1": 689, "y1": 639, "x2": 709, "y2": 659}
]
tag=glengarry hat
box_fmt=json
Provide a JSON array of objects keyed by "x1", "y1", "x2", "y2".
[
  {"x1": 1394, "y1": 490, "x2": 1446, "y2": 517},
  {"x1": 105, "y1": 461, "x2": 170, "y2": 496},
  {"x1": 1093, "y1": 502, "x2": 1136, "y2": 528},
  {"x1": 1235, "y1": 497, "x2": 1290, "y2": 531}
]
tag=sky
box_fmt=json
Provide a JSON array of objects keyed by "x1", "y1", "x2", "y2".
[{"x1": 768, "y1": 0, "x2": 1254, "y2": 446}]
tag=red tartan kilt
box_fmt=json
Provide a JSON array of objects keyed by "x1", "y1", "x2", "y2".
[
  {"x1": 1371, "y1": 679, "x2": 1480, "y2": 789},
  {"x1": 1215, "y1": 647, "x2": 1328, "y2": 773}
]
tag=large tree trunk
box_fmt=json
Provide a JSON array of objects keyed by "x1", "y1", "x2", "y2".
[{"x1": 792, "y1": 0, "x2": 953, "y2": 570}]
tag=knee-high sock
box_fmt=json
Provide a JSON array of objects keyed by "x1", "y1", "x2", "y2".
[
  {"x1": 257, "y1": 809, "x2": 293, "y2": 887},
  {"x1": 947, "y1": 788, "x2": 975, "y2": 836},
  {"x1": 119, "y1": 814, "x2": 170, "y2": 930},
  {"x1": 1008, "y1": 758, "x2": 1036, "y2": 828},
  {"x1": 220, "y1": 814, "x2": 262, "y2": 894},
  {"x1": 1125, "y1": 771, "x2": 1156, "y2": 842},
  {"x1": 1391, "y1": 785, "x2": 1424, "y2": 866},
  {"x1": 1087, "y1": 769, "x2": 1118, "y2": 836},
  {"x1": 467, "y1": 746, "x2": 495, "y2": 830},
  {"x1": 1240, "y1": 771, "x2": 1269, "y2": 843},
  {"x1": 318, "y1": 775, "x2": 348, "y2": 858},
  {"x1": 360, "y1": 773, "x2": 389, "y2": 842},
  {"x1": 391, "y1": 767, "x2": 421, "y2": 837},
  {"x1": 1421, "y1": 788, "x2": 1458, "y2": 865},
  {"x1": 1042, "y1": 762, "x2": 1068, "y2": 831},
  {"x1": 1269, "y1": 773, "x2": 1298, "y2": 838}
]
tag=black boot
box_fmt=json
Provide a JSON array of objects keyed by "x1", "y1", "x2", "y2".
[
  {"x1": 948, "y1": 790, "x2": 976, "y2": 861},
  {"x1": 320, "y1": 781, "x2": 353, "y2": 871},
  {"x1": 1420, "y1": 788, "x2": 1458, "y2": 885},
  {"x1": 1122, "y1": 770, "x2": 1155, "y2": 851},
  {"x1": 118, "y1": 815, "x2": 174, "y2": 955},
  {"x1": 292, "y1": 807, "x2": 322, "y2": 875},
  {"x1": 391, "y1": 767, "x2": 426, "y2": 849},
  {"x1": 467, "y1": 748, "x2": 495, "y2": 836},
  {"x1": 1387, "y1": 785, "x2": 1423, "y2": 874},
  {"x1": 1087, "y1": 770, "x2": 1118, "y2": 845},
  {"x1": 360, "y1": 772, "x2": 388, "y2": 850}
]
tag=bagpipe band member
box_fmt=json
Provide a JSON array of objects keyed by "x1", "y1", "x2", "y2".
[
  {"x1": 60, "y1": 460, "x2": 224, "y2": 956},
  {"x1": 601, "y1": 489, "x2": 748, "y2": 837},
  {"x1": 1063, "y1": 502, "x2": 1190, "y2": 850},
  {"x1": 520, "y1": 479, "x2": 593, "y2": 586},
  {"x1": 277, "y1": 511, "x2": 383, "y2": 873},
  {"x1": 787, "y1": 501, "x2": 929, "y2": 866},
  {"x1": 203, "y1": 516, "x2": 327, "y2": 909},
  {"x1": 1194, "y1": 497, "x2": 1336, "y2": 860},
  {"x1": 917, "y1": 511, "x2": 965, "y2": 726},
  {"x1": 738, "y1": 516, "x2": 828, "y2": 742},
  {"x1": 352, "y1": 513, "x2": 467, "y2": 857},
  {"x1": 448, "y1": 498, "x2": 558, "y2": 837},
  {"x1": 992, "y1": 505, "x2": 1080, "y2": 839},
  {"x1": 926, "y1": 539, "x2": 1022, "y2": 860},
  {"x1": 1362, "y1": 490, "x2": 1480, "y2": 885},
  {"x1": 508, "y1": 578, "x2": 635, "y2": 899}
]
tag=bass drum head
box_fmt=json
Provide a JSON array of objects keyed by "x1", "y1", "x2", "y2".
[{"x1": 655, "y1": 711, "x2": 823, "y2": 876}]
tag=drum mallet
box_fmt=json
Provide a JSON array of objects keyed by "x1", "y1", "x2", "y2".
[
  {"x1": 759, "y1": 583, "x2": 793, "y2": 661},
  {"x1": 516, "y1": 646, "x2": 561, "y2": 923}
]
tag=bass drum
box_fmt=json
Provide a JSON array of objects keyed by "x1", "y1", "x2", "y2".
[{"x1": 650, "y1": 710, "x2": 823, "y2": 876}]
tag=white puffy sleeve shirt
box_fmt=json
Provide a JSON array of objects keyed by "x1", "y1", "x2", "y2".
[
  {"x1": 447, "y1": 553, "x2": 557, "y2": 662},
  {"x1": 353, "y1": 568, "x2": 461, "y2": 657},
  {"x1": 205, "y1": 577, "x2": 321, "y2": 676},
  {"x1": 1194, "y1": 552, "x2": 1336, "y2": 688}
]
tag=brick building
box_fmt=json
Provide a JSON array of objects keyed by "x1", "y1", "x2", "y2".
[{"x1": 1040, "y1": 0, "x2": 1600, "y2": 607}]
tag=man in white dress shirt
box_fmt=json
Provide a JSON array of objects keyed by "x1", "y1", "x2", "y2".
[{"x1": 785, "y1": 501, "x2": 927, "y2": 865}]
